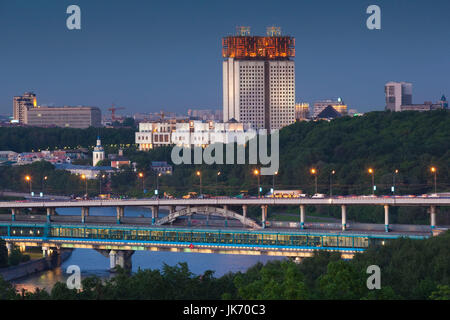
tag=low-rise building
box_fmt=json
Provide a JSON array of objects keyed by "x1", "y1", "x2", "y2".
[
  {"x1": 54, "y1": 163, "x2": 115, "y2": 179},
  {"x1": 151, "y1": 161, "x2": 173, "y2": 175},
  {"x1": 313, "y1": 99, "x2": 347, "y2": 118}
]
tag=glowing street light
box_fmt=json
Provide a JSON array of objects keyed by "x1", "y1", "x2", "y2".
[
  {"x1": 216, "y1": 171, "x2": 221, "y2": 197},
  {"x1": 80, "y1": 174, "x2": 87, "y2": 197},
  {"x1": 253, "y1": 169, "x2": 261, "y2": 198},
  {"x1": 368, "y1": 168, "x2": 375, "y2": 195},
  {"x1": 196, "y1": 171, "x2": 202, "y2": 195},
  {"x1": 272, "y1": 171, "x2": 278, "y2": 195},
  {"x1": 138, "y1": 172, "x2": 145, "y2": 194},
  {"x1": 430, "y1": 167, "x2": 437, "y2": 194},
  {"x1": 155, "y1": 172, "x2": 162, "y2": 197},
  {"x1": 392, "y1": 169, "x2": 399, "y2": 195},
  {"x1": 25, "y1": 175, "x2": 32, "y2": 194},
  {"x1": 42, "y1": 176, "x2": 48, "y2": 195},
  {"x1": 310, "y1": 168, "x2": 318, "y2": 194},
  {"x1": 329, "y1": 170, "x2": 336, "y2": 197}
]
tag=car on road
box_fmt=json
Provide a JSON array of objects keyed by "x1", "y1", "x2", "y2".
[{"x1": 312, "y1": 193, "x2": 325, "y2": 198}]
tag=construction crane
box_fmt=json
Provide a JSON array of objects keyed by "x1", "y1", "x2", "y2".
[
  {"x1": 155, "y1": 110, "x2": 176, "y2": 120},
  {"x1": 108, "y1": 104, "x2": 125, "y2": 121}
]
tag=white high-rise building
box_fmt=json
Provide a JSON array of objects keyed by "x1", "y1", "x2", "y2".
[
  {"x1": 385, "y1": 82, "x2": 413, "y2": 112},
  {"x1": 222, "y1": 27, "x2": 295, "y2": 131}
]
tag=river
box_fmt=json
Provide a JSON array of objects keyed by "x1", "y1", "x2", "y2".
[{"x1": 11, "y1": 206, "x2": 285, "y2": 292}]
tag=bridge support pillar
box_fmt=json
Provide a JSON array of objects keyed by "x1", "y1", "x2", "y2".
[
  {"x1": 42, "y1": 246, "x2": 50, "y2": 258},
  {"x1": 430, "y1": 206, "x2": 436, "y2": 229},
  {"x1": 242, "y1": 205, "x2": 248, "y2": 218},
  {"x1": 11, "y1": 208, "x2": 16, "y2": 222},
  {"x1": 116, "y1": 206, "x2": 124, "y2": 224},
  {"x1": 151, "y1": 206, "x2": 159, "y2": 225},
  {"x1": 187, "y1": 206, "x2": 191, "y2": 227},
  {"x1": 109, "y1": 250, "x2": 134, "y2": 272},
  {"x1": 300, "y1": 205, "x2": 305, "y2": 229},
  {"x1": 46, "y1": 208, "x2": 55, "y2": 223},
  {"x1": 6, "y1": 242, "x2": 13, "y2": 255},
  {"x1": 224, "y1": 205, "x2": 228, "y2": 227},
  {"x1": 81, "y1": 207, "x2": 90, "y2": 224},
  {"x1": 384, "y1": 205, "x2": 389, "y2": 232},
  {"x1": 341, "y1": 205, "x2": 347, "y2": 231},
  {"x1": 261, "y1": 205, "x2": 268, "y2": 229}
]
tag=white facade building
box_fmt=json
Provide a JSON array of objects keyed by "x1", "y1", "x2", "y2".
[{"x1": 136, "y1": 120, "x2": 255, "y2": 150}]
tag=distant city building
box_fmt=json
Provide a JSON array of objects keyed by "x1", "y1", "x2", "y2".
[
  {"x1": 316, "y1": 105, "x2": 343, "y2": 121},
  {"x1": 187, "y1": 109, "x2": 223, "y2": 121},
  {"x1": 384, "y1": 82, "x2": 413, "y2": 112},
  {"x1": 26, "y1": 106, "x2": 101, "y2": 128},
  {"x1": 13, "y1": 92, "x2": 36, "y2": 123},
  {"x1": 313, "y1": 99, "x2": 347, "y2": 118},
  {"x1": 92, "y1": 137, "x2": 105, "y2": 166},
  {"x1": 295, "y1": 103, "x2": 310, "y2": 121},
  {"x1": 151, "y1": 161, "x2": 173, "y2": 175},
  {"x1": 0, "y1": 151, "x2": 18, "y2": 163},
  {"x1": 385, "y1": 82, "x2": 447, "y2": 112},
  {"x1": 13, "y1": 92, "x2": 101, "y2": 128},
  {"x1": 222, "y1": 26, "x2": 295, "y2": 131}
]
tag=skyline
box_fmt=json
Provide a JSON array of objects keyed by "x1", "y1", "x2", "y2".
[{"x1": 1, "y1": 0, "x2": 449, "y2": 116}]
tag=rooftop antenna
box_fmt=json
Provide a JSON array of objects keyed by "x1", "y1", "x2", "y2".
[
  {"x1": 266, "y1": 26, "x2": 281, "y2": 36},
  {"x1": 236, "y1": 26, "x2": 251, "y2": 36}
]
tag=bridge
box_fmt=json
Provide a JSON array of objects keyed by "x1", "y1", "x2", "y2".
[{"x1": 0, "y1": 196, "x2": 448, "y2": 271}]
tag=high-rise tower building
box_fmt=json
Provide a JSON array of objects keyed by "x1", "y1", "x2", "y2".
[
  {"x1": 222, "y1": 26, "x2": 295, "y2": 131},
  {"x1": 13, "y1": 92, "x2": 36, "y2": 123}
]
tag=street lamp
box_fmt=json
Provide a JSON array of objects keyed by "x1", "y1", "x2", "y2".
[
  {"x1": 155, "y1": 172, "x2": 162, "y2": 197},
  {"x1": 196, "y1": 171, "x2": 202, "y2": 195},
  {"x1": 25, "y1": 175, "x2": 32, "y2": 195},
  {"x1": 80, "y1": 174, "x2": 87, "y2": 197},
  {"x1": 138, "y1": 172, "x2": 145, "y2": 194},
  {"x1": 98, "y1": 174, "x2": 105, "y2": 195},
  {"x1": 392, "y1": 169, "x2": 399, "y2": 195},
  {"x1": 368, "y1": 168, "x2": 375, "y2": 195},
  {"x1": 272, "y1": 171, "x2": 278, "y2": 195},
  {"x1": 329, "y1": 170, "x2": 335, "y2": 197},
  {"x1": 253, "y1": 169, "x2": 260, "y2": 198},
  {"x1": 310, "y1": 168, "x2": 318, "y2": 194},
  {"x1": 216, "y1": 171, "x2": 221, "y2": 197},
  {"x1": 431, "y1": 167, "x2": 437, "y2": 194},
  {"x1": 42, "y1": 176, "x2": 48, "y2": 195}
]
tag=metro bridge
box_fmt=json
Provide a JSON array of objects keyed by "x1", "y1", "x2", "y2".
[{"x1": 0, "y1": 196, "x2": 448, "y2": 270}]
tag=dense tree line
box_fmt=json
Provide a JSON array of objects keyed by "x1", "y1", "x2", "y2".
[
  {"x1": 0, "y1": 231, "x2": 449, "y2": 300},
  {"x1": 1, "y1": 111, "x2": 449, "y2": 223},
  {"x1": 0, "y1": 127, "x2": 135, "y2": 153}
]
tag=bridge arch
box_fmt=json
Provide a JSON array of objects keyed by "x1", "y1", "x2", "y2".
[{"x1": 155, "y1": 205, "x2": 261, "y2": 229}]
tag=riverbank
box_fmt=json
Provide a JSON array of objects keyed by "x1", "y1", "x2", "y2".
[{"x1": 0, "y1": 250, "x2": 72, "y2": 282}]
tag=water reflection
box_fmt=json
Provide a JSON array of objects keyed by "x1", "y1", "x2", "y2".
[{"x1": 12, "y1": 207, "x2": 285, "y2": 291}]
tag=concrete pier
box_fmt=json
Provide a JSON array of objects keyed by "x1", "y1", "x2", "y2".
[
  {"x1": 430, "y1": 206, "x2": 436, "y2": 229},
  {"x1": 384, "y1": 205, "x2": 389, "y2": 232},
  {"x1": 81, "y1": 207, "x2": 90, "y2": 223},
  {"x1": 341, "y1": 205, "x2": 347, "y2": 231},
  {"x1": 300, "y1": 205, "x2": 305, "y2": 230}
]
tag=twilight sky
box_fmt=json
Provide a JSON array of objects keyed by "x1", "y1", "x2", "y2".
[{"x1": 0, "y1": 0, "x2": 449, "y2": 116}]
